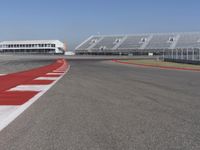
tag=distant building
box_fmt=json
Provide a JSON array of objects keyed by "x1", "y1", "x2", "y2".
[{"x1": 0, "y1": 40, "x2": 65, "y2": 54}]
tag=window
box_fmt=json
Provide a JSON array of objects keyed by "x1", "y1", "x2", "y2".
[{"x1": 51, "y1": 44, "x2": 55, "y2": 47}]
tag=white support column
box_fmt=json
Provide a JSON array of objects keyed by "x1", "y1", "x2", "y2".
[
  {"x1": 181, "y1": 49, "x2": 183, "y2": 60},
  {"x1": 192, "y1": 48, "x2": 195, "y2": 60},
  {"x1": 163, "y1": 49, "x2": 165, "y2": 60},
  {"x1": 176, "y1": 49, "x2": 178, "y2": 59}
]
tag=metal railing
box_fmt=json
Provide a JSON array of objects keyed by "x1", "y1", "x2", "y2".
[{"x1": 163, "y1": 49, "x2": 200, "y2": 61}]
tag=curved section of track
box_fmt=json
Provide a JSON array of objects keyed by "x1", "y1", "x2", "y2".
[
  {"x1": 0, "y1": 59, "x2": 69, "y2": 131},
  {"x1": 0, "y1": 59, "x2": 200, "y2": 149}
]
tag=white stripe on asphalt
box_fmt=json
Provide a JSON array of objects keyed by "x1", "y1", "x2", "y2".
[
  {"x1": 0, "y1": 106, "x2": 19, "y2": 121},
  {"x1": 53, "y1": 70, "x2": 65, "y2": 73},
  {"x1": 46, "y1": 73, "x2": 63, "y2": 75},
  {"x1": 35, "y1": 77, "x2": 59, "y2": 80},
  {"x1": 8, "y1": 85, "x2": 50, "y2": 92}
]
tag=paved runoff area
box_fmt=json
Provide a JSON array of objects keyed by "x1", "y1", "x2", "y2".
[{"x1": 0, "y1": 55, "x2": 200, "y2": 150}]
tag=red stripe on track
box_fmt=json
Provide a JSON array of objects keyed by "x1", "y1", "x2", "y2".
[
  {"x1": 0, "y1": 91, "x2": 38, "y2": 105},
  {"x1": 0, "y1": 59, "x2": 68, "y2": 105}
]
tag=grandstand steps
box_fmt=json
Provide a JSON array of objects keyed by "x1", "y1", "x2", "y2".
[
  {"x1": 140, "y1": 35, "x2": 153, "y2": 49},
  {"x1": 112, "y1": 36, "x2": 128, "y2": 50},
  {"x1": 75, "y1": 36, "x2": 94, "y2": 50},
  {"x1": 88, "y1": 36, "x2": 104, "y2": 50},
  {"x1": 170, "y1": 34, "x2": 181, "y2": 49}
]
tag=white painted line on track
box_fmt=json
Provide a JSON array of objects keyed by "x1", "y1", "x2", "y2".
[
  {"x1": 8, "y1": 85, "x2": 50, "y2": 92},
  {"x1": 0, "y1": 74, "x2": 6, "y2": 76},
  {"x1": 46, "y1": 73, "x2": 63, "y2": 75},
  {"x1": 0, "y1": 65, "x2": 70, "y2": 132},
  {"x1": 35, "y1": 77, "x2": 59, "y2": 80},
  {"x1": 53, "y1": 70, "x2": 65, "y2": 73}
]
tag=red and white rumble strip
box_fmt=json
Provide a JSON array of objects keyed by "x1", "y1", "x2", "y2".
[{"x1": 0, "y1": 59, "x2": 70, "y2": 131}]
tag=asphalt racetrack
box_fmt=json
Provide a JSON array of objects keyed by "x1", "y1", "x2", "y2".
[{"x1": 0, "y1": 55, "x2": 200, "y2": 150}]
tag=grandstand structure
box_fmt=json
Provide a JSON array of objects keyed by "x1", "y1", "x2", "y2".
[
  {"x1": 75, "y1": 32, "x2": 200, "y2": 55},
  {"x1": 0, "y1": 40, "x2": 65, "y2": 54}
]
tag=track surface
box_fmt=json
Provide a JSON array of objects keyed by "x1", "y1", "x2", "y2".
[
  {"x1": 0, "y1": 58, "x2": 200, "y2": 149},
  {"x1": 0, "y1": 58, "x2": 52, "y2": 74}
]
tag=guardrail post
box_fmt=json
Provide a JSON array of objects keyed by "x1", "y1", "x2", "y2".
[
  {"x1": 181, "y1": 49, "x2": 183, "y2": 60},
  {"x1": 163, "y1": 49, "x2": 165, "y2": 60},
  {"x1": 192, "y1": 49, "x2": 195, "y2": 61},
  {"x1": 199, "y1": 49, "x2": 200, "y2": 61}
]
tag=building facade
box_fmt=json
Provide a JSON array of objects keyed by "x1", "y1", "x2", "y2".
[{"x1": 0, "y1": 40, "x2": 65, "y2": 54}]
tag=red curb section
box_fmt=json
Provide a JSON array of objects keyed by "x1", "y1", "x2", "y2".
[
  {"x1": 0, "y1": 59, "x2": 68, "y2": 105},
  {"x1": 0, "y1": 91, "x2": 39, "y2": 105},
  {"x1": 23, "y1": 80, "x2": 54, "y2": 85},
  {"x1": 112, "y1": 60, "x2": 200, "y2": 72}
]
